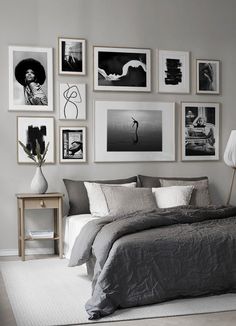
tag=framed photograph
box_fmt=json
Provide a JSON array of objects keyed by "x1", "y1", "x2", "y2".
[
  {"x1": 94, "y1": 101, "x2": 175, "y2": 162},
  {"x1": 17, "y1": 116, "x2": 55, "y2": 164},
  {"x1": 158, "y1": 50, "x2": 190, "y2": 93},
  {"x1": 58, "y1": 37, "x2": 86, "y2": 75},
  {"x1": 9, "y1": 46, "x2": 53, "y2": 111},
  {"x1": 59, "y1": 83, "x2": 86, "y2": 120},
  {"x1": 59, "y1": 127, "x2": 86, "y2": 163},
  {"x1": 93, "y1": 46, "x2": 151, "y2": 92},
  {"x1": 181, "y1": 102, "x2": 220, "y2": 161},
  {"x1": 196, "y1": 59, "x2": 220, "y2": 94}
]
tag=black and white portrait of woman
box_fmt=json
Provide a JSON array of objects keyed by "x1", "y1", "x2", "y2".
[
  {"x1": 94, "y1": 47, "x2": 151, "y2": 92},
  {"x1": 9, "y1": 46, "x2": 53, "y2": 111}
]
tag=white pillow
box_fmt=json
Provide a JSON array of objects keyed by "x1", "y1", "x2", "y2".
[
  {"x1": 84, "y1": 182, "x2": 136, "y2": 217},
  {"x1": 152, "y1": 185, "x2": 194, "y2": 208}
]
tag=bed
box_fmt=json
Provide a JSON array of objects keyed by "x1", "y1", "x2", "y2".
[{"x1": 63, "y1": 175, "x2": 236, "y2": 320}]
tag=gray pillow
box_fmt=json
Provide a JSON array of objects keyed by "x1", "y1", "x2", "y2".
[
  {"x1": 159, "y1": 177, "x2": 211, "y2": 207},
  {"x1": 101, "y1": 185, "x2": 157, "y2": 216},
  {"x1": 137, "y1": 175, "x2": 161, "y2": 188},
  {"x1": 63, "y1": 176, "x2": 137, "y2": 215}
]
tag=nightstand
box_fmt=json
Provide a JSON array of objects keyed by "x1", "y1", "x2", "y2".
[{"x1": 16, "y1": 193, "x2": 64, "y2": 261}]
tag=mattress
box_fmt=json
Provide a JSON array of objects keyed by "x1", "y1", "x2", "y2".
[{"x1": 63, "y1": 214, "x2": 98, "y2": 259}]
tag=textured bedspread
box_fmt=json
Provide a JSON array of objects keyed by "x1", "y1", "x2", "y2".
[{"x1": 69, "y1": 206, "x2": 236, "y2": 319}]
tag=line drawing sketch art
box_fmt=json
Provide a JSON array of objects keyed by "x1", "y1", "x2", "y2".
[{"x1": 63, "y1": 83, "x2": 82, "y2": 119}]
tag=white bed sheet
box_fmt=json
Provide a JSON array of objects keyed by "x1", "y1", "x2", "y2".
[{"x1": 63, "y1": 214, "x2": 98, "y2": 259}]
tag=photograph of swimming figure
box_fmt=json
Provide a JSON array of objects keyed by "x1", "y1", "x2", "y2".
[{"x1": 107, "y1": 110, "x2": 162, "y2": 152}]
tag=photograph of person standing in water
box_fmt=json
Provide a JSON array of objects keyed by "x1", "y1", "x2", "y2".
[{"x1": 107, "y1": 109, "x2": 162, "y2": 152}]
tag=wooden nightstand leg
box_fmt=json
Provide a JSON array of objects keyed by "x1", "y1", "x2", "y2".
[
  {"x1": 54, "y1": 208, "x2": 58, "y2": 255},
  {"x1": 58, "y1": 197, "x2": 63, "y2": 259},
  {"x1": 20, "y1": 200, "x2": 25, "y2": 261},
  {"x1": 17, "y1": 200, "x2": 22, "y2": 257}
]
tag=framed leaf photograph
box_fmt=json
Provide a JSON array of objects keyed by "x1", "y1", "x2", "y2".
[{"x1": 17, "y1": 116, "x2": 55, "y2": 164}]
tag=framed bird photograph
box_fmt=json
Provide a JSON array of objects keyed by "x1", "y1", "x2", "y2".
[
  {"x1": 9, "y1": 46, "x2": 53, "y2": 111},
  {"x1": 59, "y1": 126, "x2": 86, "y2": 163},
  {"x1": 93, "y1": 46, "x2": 151, "y2": 92}
]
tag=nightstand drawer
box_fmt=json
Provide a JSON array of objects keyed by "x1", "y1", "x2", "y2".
[{"x1": 24, "y1": 198, "x2": 58, "y2": 209}]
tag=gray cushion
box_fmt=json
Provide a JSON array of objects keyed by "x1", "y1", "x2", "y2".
[
  {"x1": 101, "y1": 186, "x2": 157, "y2": 216},
  {"x1": 138, "y1": 175, "x2": 210, "y2": 207},
  {"x1": 159, "y1": 177, "x2": 211, "y2": 207},
  {"x1": 63, "y1": 176, "x2": 137, "y2": 215}
]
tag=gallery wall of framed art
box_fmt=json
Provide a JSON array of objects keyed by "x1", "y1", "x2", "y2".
[{"x1": 9, "y1": 37, "x2": 221, "y2": 165}]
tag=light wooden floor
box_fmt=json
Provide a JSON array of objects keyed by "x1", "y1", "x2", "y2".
[{"x1": 1, "y1": 255, "x2": 236, "y2": 326}]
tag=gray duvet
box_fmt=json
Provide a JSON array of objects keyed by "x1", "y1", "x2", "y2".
[{"x1": 69, "y1": 206, "x2": 236, "y2": 319}]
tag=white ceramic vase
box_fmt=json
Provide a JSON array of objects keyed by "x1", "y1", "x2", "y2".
[{"x1": 30, "y1": 166, "x2": 48, "y2": 194}]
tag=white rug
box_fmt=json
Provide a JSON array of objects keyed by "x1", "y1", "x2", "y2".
[{"x1": 1, "y1": 258, "x2": 236, "y2": 326}]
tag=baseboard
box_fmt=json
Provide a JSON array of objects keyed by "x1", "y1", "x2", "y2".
[{"x1": 0, "y1": 248, "x2": 55, "y2": 257}]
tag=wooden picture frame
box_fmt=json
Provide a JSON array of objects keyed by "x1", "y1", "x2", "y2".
[
  {"x1": 196, "y1": 59, "x2": 220, "y2": 94},
  {"x1": 9, "y1": 46, "x2": 53, "y2": 111},
  {"x1": 181, "y1": 102, "x2": 220, "y2": 161},
  {"x1": 93, "y1": 46, "x2": 151, "y2": 92},
  {"x1": 59, "y1": 126, "x2": 86, "y2": 163},
  {"x1": 158, "y1": 49, "x2": 190, "y2": 93},
  {"x1": 17, "y1": 116, "x2": 55, "y2": 164},
  {"x1": 94, "y1": 100, "x2": 175, "y2": 162},
  {"x1": 58, "y1": 37, "x2": 86, "y2": 75}
]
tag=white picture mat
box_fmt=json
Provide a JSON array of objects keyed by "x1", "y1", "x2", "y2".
[
  {"x1": 181, "y1": 102, "x2": 220, "y2": 161},
  {"x1": 17, "y1": 117, "x2": 54, "y2": 163},
  {"x1": 94, "y1": 101, "x2": 175, "y2": 162},
  {"x1": 9, "y1": 46, "x2": 53, "y2": 111},
  {"x1": 94, "y1": 46, "x2": 151, "y2": 92},
  {"x1": 158, "y1": 50, "x2": 190, "y2": 93},
  {"x1": 59, "y1": 83, "x2": 86, "y2": 120}
]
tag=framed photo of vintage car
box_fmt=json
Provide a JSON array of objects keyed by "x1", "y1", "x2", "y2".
[{"x1": 181, "y1": 102, "x2": 219, "y2": 161}]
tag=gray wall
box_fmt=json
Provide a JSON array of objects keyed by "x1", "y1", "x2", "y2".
[{"x1": 1, "y1": 0, "x2": 236, "y2": 254}]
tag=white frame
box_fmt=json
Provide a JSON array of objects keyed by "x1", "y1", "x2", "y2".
[
  {"x1": 9, "y1": 46, "x2": 53, "y2": 111},
  {"x1": 181, "y1": 102, "x2": 220, "y2": 161},
  {"x1": 158, "y1": 49, "x2": 190, "y2": 93},
  {"x1": 17, "y1": 116, "x2": 55, "y2": 164},
  {"x1": 59, "y1": 126, "x2": 86, "y2": 163},
  {"x1": 196, "y1": 59, "x2": 220, "y2": 94},
  {"x1": 94, "y1": 101, "x2": 175, "y2": 162},
  {"x1": 59, "y1": 83, "x2": 86, "y2": 120},
  {"x1": 58, "y1": 37, "x2": 86, "y2": 75},
  {"x1": 94, "y1": 46, "x2": 151, "y2": 92}
]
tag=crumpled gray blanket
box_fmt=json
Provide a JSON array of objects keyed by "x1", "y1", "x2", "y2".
[{"x1": 69, "y1": 206, "x2": 236, "y2": 320}]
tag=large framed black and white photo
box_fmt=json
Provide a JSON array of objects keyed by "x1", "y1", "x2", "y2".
[
  {"x1": 93, "y1": 46, "x2": 151, "y2": 92},
  {"x1": 9, "y1": 46, "x2": 53, "y2": 111},
  {"x1": 196, "y1": 59, "x2": 220, "y2": 94},
  {"x1": 17, "y1": 116, "x2": 55, "y2": 164},
  {"x1": 94, "y1": 101, "x2": 175, "y2": 162},
  {"x1": 59, "y1": 83, "x2": 86, "y2": 120},
  {"x1": 59, "y1": 127, "x2": 86, "y2": 163},
  {"x1": 158, "y1": 50, "x2": 190, "y2": 93},
  {"x1": 181, "y1": 102, "x2": 219, "y2": 161},
  {"x1": 58, "y1": 37, "x2": 86, "y2": 75}
]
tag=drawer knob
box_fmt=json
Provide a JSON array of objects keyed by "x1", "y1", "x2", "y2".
[{"x1": 40, "y1": 200, "x2": 45, "y2": 207}]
